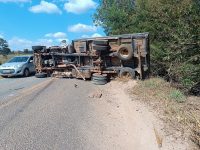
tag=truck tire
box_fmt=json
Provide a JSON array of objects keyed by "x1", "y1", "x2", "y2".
[
  {"x1": 119, "y1": 67, "x2": 135, "y2": 79},
  {"x1": 117, "y1": 44, "x2": 133, "y2": 60},
  {"x1": 92, "y1": 44, "x2": 109, "y2": 51},
  {"x1": 92, "y1": 73, "x2": 107, "y2": 80},
  {"x1": 92, "y1": 79, "x2": 107, "y2": 85},
  {"x1": 68, "y1": 44, "x2": 75, "y2": 54},
  {"x1": 32, "y1": 46, "x2": 46, "y2": 52},
  {"x1": 93, "y1": 40, "x2": 108, "y2": 45},
  {"x1": 35, "y1": 72, "x2": 47, "y2": 78},
  {"x1": 91, "y1": 73, "x2": 107, "y2": 85}
]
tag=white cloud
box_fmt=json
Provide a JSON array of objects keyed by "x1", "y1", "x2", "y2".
[
  {"x1": 44, "y1": 32, "x2": 69, "y2": 45},
  {"x1": 81, "y1": 33, "x2": 102, "y2": 38},
  {"x1": 8, "y1": 37, "x2": 54, "y2": 50},
  {"x1": 29, "y1": 0, "x2": 62, "y2": 14},
  {"x1": 64, "y1": 0, "x2": 97, "y2": 14},
  {"x1": 81, "y1": 35, "x2": 90, "y2": 38},
  {"x1": 91, "y1": 33, "x2": 102, "y2": 37},
  {"x1": 8, "y1": 36, "x2": 70, "y2": 50},
  {"x1": 0, "y1": 34, "x2": 4, "y2": 38},
  {"x1": 68, "y1": 23, "x2": 97, "y2": 33},
  {"x1": 45, "y1": 32, "x2": 67, "y2": 38},
  {"x1": 35, "y1": 38, "x2": 53, "y2": 46},
  {"x1": 0, "y1": 0, "x2": 31, "y2": 2},
  {"x1": 8, "y1": 37, "x2": 33, "y2": 50}
]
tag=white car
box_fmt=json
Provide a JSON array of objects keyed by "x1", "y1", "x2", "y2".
[{"x1": 0, "y1": 55, "x2": 35, "y2": 77}]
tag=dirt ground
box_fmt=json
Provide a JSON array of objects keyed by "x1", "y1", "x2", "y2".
[{"x1": 96, "y1": 80, "x2": 193, "y2": 150}]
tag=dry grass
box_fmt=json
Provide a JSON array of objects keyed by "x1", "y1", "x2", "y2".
[
  {"x1": 191, "y1": 118, "x2": 200, "y2": 148},
  {"x1": 115, "y1": 77, "x2": 130, "y2": 83},
  {"x1": 0, "y1": 54, "x2": 17, "y2": 65},
  {"x1": 132, "y1": 78, "x2": 200, "y2": 148}
]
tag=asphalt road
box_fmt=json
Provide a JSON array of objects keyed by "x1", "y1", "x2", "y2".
[
  {"x1": 0, "y1": 76, "x2": 48, "y2": 103},
  {"x1": 0, "y1": 77, "x2": 159, "y2": 150},
  {"x1": 0, "y1": 77, "x2": 97, "y2": 149}
]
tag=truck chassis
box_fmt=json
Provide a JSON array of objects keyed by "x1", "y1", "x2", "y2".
[{"x1": 33, "y1": 33, "x2": 150, "y2": 85}]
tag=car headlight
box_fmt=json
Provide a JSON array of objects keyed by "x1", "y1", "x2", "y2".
[{"x1": 14, "y1": 65, "x2": 23, "y2": 69}]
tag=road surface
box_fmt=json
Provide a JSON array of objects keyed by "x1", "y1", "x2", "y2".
[{"x1": 0, "y1": 77, "x2": 159, "y2": 150}]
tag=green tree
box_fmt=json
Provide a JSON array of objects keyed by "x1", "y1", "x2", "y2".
[
  {"x1": 0, "y1": 38, "x2": 11, "y2": 56},
  {"x1": 94, "y1": 0, "x2": 200, "y2": 89},
  {"x1": 94, "y1": 0, "x2": 135, "y2": 35}
]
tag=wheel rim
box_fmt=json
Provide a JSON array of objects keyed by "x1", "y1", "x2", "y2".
[
  {"x1": 119, "y1": 48, "x2": 129, "y2": 58},
  {"x1": 121, "y1": 72, "x2": 132, "y2": 79}
]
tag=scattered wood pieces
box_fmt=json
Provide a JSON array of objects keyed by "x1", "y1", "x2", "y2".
[
  {"x1": 88, "y1": 91, "x2": 102, "y2": 98},
  {"x1": 154, "y1": 127, "x2": 163, "y2": 148}
]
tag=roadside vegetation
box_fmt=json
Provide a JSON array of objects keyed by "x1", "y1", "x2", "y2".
[
  {"x1": 94, "y1": 0, "x2": 200, "y2": 94},
  {"x1": 94, "y1": 0, "x2": 200, "y2": 148},
  {"x1": 0, "y1": 54, "x2": 16, "y2": 65},
  {"x1": 0, "y1": 38, "x2": 33, "y2": 65},
  {"x1": 131, "y1": 78, "x2": 200, "y2": 148}
]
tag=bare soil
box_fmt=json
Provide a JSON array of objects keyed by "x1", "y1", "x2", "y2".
[
  {"x1": 88, "y1": 80, "x2": 157, "y2": 150},
  {"x1": 97, "y1": 79, "x2": 195, "y2": 150}
]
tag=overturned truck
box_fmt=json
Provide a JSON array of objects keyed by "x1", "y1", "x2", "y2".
[{"x1": 33, "y1": 33, "x2": 150, "y2": 85}]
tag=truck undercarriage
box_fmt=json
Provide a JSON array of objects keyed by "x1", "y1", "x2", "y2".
[{"x1": 33, "y1": 33, "x2": 150, "y2": 85}]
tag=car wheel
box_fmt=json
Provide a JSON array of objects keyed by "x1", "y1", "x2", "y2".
[
  {"x1": 1, "y1": 75, "x2": 8, "y2": 78},
  {"x1": 23, "y1": 68, "x2": 30, "y2": 77}
]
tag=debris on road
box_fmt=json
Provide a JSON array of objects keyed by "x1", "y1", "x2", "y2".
[
  {"x1": 74, "y1": 84, "x2": 78, "y2": 88},
  {"x1": 88, "y1": 91, "x2": 102, "y2": 98}
]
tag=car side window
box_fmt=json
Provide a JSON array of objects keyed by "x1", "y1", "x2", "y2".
[{"x1": 29, "y1": 57, "x2": 33, "y2": 63}]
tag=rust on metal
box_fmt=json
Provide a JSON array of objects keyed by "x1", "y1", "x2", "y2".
[{"x1": 33, "y1": 33, "x2": 150, "y2": 82}]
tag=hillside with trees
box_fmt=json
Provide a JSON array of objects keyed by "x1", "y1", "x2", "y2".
[{"x1": 94, "y1": 0, "x2": 200, "y2": 93}]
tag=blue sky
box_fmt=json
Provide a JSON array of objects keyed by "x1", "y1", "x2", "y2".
[{"x1": 0, "y1": 0, "x2": 105, "y2": 50}]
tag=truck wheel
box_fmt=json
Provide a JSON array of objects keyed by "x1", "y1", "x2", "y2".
[
  {"x1": 92, "y1": 44, "x2": 109, "y2": 51},
  {"x1": 119, "y1": 67, "x2": 135, "y2": 79},
  {"x1": 92, "y1": 79, "x2": 107, "y2": 85},
  {"x1": 32, "y1": 46, "x2": 46, "y2": 52},
  {"x1": 35, "y1": 72, "x2": 47, "y2": 78},
  {"x1": 92, "y1": 73, "x2": 107, "y2": 80},
  {"x1": 93, "y1": 40, "x2": 108, "y2": 45},
  {"x1": 91, "y1": 73, "x2": 107, "y2": 85},
  {"x1": 117, "y1": 44, "x2": 133, "y2": 60},
  {"x1": 68, "y1": 44, "x2": 75, "y2": 54}
]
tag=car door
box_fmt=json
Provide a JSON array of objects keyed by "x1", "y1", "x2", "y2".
[{"x1": 28, "y1": 56, "x2": 35, "y2": 73}]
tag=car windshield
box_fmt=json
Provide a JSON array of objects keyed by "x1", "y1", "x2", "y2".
[{"x1": 8, "y1": 56, "x2": 29, "y2": 63}]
